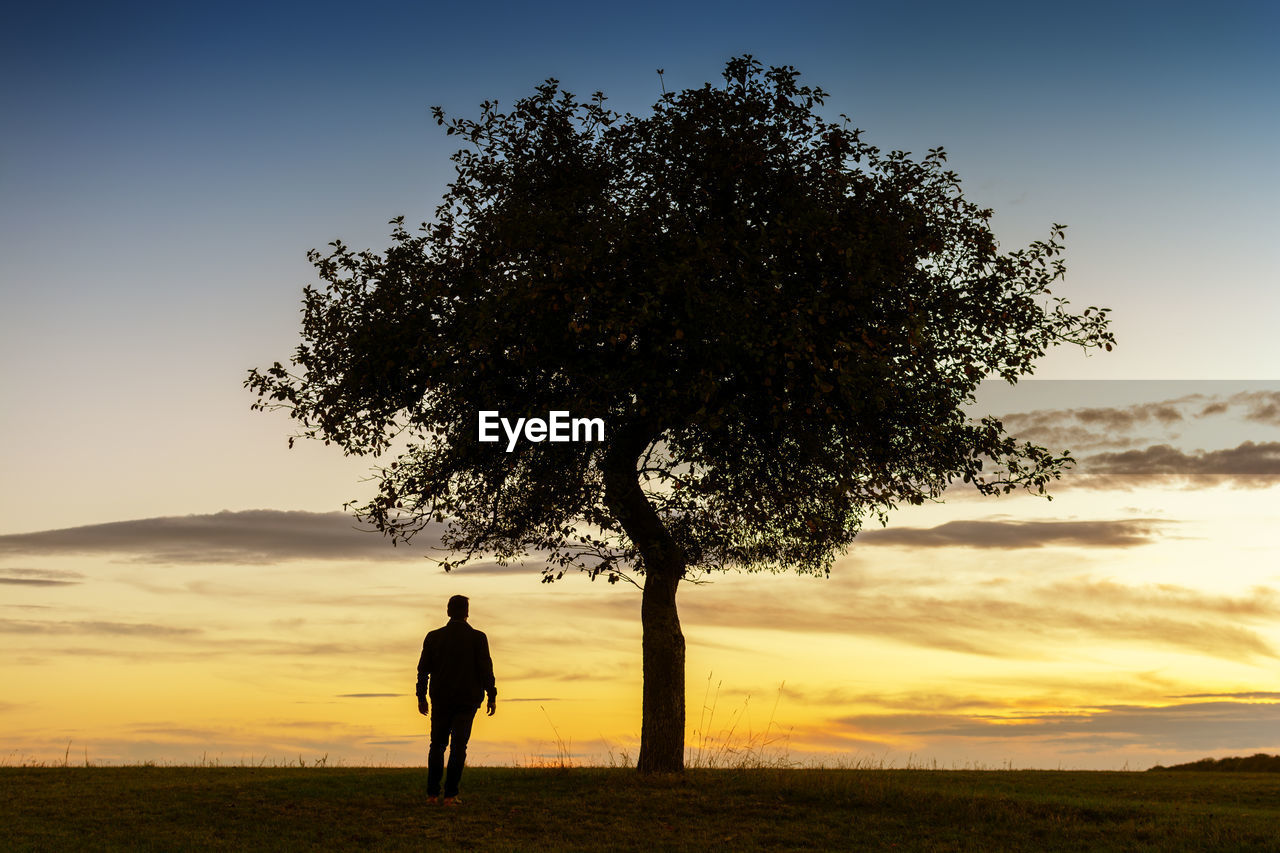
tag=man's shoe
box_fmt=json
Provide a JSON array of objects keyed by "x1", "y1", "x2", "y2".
[
  {"x1": 442, "y1": 796, "x2": 463, "y2": 806},
  {"x1": 426, "y1": 795, "x2": 439, "y2": 805}
]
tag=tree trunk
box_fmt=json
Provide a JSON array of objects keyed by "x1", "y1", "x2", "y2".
[
  {"x1": 637, "y1": 562, "x2": 684, "y2": 773},
  {"x1": 603, "y1": 422, "x2": 686, "y2": 774}
]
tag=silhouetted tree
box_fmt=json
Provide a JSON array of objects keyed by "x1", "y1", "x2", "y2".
[{"x1": 247, "y1": 56, "x2": 1114, "y2": 774}]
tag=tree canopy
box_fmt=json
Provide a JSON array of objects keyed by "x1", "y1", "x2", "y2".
[{"x1": 247, "y1": 56, "x2": 1114, "y2": 772}]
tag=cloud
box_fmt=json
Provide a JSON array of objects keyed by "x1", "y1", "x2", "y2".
[
  {"x1": 1035, "y1": 579, "x2": 1279, "y2": 618},
  {"x1": 1170, "y1": 692, "x2": 1280, "y2": 700},
  {"x1": 1227, "y1": 391, "x2": 1280, "y2": 426},
  {"x1": 810, "y1": 699, "x2": 1280, "y2": 759},
  {"x1": 0, "y1": 619, "x2": 200, "y2": 637},
  {"x1": 336, "y1": 693, "x2": 402, "y2": 699},
  {"x1": 775, "y1": 671, "x2": 1188, "y2": 715},
  {"x1": 0, "y1": 510, "x2": 446, "y2": 564},
  {"x1": 774, "y1": 685, "x2": 1011, "y2": 713},
  {"x1": 855, "y1": 518, "x2": 1164, "y2": 549},
  {"x1": 880, "y1": 701, "x2": 1280, "y2": 752},
  {"x1": 502, "y1": 665, "x2": 634, "y2": 684},
  {"x1": 998, "y1": 399, "x2": 1194, "y2": 450},
  {"x1": 1076, "y1": 441, "x2": 1280, "y2": 487},
  {"x1": 0, "y1": 568, "x2": 84, "y2": 586},
  {"x1": 996, "y1": 391, "x2": 1280, "y2": 451},
  {"x1": 3, "y1": 628, "x2": 421, "y2": 669},
  {"x1": 54, "y1": 718, "x2": 416, "y2": 764},
  {"x1": 671, "y1": 576, "x2": 1280, "y2": 662}
]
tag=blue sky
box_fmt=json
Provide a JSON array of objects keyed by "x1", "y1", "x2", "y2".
[{"x1": 4, "y1": 2, "x2": 1276, "y2": 409}]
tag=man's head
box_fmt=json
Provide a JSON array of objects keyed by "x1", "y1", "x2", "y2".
[{"x1": 447, "y1": 595, "x2": 469, "y2": 620}]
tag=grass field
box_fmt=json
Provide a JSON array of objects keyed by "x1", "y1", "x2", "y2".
[{"x1": 4, "y1": 765, "x2": 1280, "y2": 851}]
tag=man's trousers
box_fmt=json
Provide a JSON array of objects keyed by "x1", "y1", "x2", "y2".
[{"x1": 427, "y1": 703, "x2": 479, "y2": 798}]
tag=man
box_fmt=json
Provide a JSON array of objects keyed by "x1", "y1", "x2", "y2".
[{"x1": 416, "y1": 594, "x2": 497, "y2": 805}]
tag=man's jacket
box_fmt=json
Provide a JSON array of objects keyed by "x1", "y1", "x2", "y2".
[{"x1": 416, "y1": 619, "x2": 497, "y2": 708}]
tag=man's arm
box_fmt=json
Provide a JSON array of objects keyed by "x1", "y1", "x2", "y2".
[
  {"x1": 478, "y1": 632, "x2": 496, "y2": 716},
  {"x1": 415, "y1": 635, "x2": 431, "y2": 716}
]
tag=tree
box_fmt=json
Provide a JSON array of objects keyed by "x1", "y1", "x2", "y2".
[{"x1": 247, "y1": 56, "x2": 1115, "y2": 774}]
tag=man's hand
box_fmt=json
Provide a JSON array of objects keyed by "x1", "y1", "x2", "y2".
[
  {"x1": 486, "y1": 696, "x2": 496, "y2": 717},
  {"x1": 417, "y1": 696, "x2": 429, "y2": 717}
]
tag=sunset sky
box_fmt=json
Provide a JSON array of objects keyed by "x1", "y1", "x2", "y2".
[{"x1": 2, "y1": 1, "x2": 1278, "y2": 770}]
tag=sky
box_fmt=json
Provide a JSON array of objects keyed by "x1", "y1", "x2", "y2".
[{"x1": 1, "y1": 0, "x2": 1278, "y2": 769}]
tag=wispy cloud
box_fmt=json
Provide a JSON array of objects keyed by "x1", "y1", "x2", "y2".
[
  {"x1": 4, "y1": 629, "x2": 420, "y2": 668},
  {"x1": 673, "y1": 577, "x2": 1280, "y2": 662},
  {"x1": 856, "y1": 519, "x2": 1164, "y2": 549},
  {"x1": 1170, "y1": 691, "x2": 1280, "y2": 700},
  {"x1": 0, "y1": 618, "x2": 200, "y2": 637},
  {"x1": 806, "y1": 698, "x2": 1280, "y2": 759},
  {"x1": 0, "y1": 568, "x2": 84, "y2": 586},
  {"x1": 1035, "y1": 579, "x2": 1279, "y2": 618},
  {"x1": 880, "y1": 700, "x2": 1280, "y2": 752},
  {"x1": 773, "y1": 685, "x2": 1012, "y2": 713},
  {"x1": 501, "y1": 665, "x2": 634, "y2": 684},
  {"x1": 36, "y1": 718, "x2": 420, "y2": 765},
  {"x1": 773, "y1": 671, "x2": 1187, "y2": 714},
  {"x1": 0, "y1": 510, "x2": 443, "y2": 564}
]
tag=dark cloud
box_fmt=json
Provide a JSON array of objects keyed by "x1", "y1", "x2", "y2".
[
  {"x1": 856, "y1": 518, "x2": 1164, "y2": 549},
  {"x1": 998, "y1": 399, "x2": 1194, "y2": 450},
  {"x1": 1078, "y1": 441, "x2": 1280, "y2": 487},
  {"x1": 0, "y1": 510, "x2": 446, "y2": 564},
  {"x1": 1198, "y1": 401, "x2": 1229, "y2": 417},
  {"x1": 0, "y1": 568, "x2": 84, "y2": 586},
  {"x1": 997, "y1": 390, "x2": 1280, "y2": 451},
  {"x1": 1232, "y1": 391, "x2": 1280, "y2": 426}
]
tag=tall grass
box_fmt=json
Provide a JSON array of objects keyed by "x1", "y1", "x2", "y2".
[
  {"x1": 523, "y1": 705, "x2": 577, "y2": 769},
  {"x1": 686, "y1": 674, "x2": 795, "y2": 769}
]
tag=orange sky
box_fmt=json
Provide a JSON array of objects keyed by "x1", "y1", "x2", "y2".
[{"x1": 4, "y1": 384, "x2": 1279, "y2": 770}]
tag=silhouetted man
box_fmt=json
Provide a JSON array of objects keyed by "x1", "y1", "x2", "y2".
[{"x1": 416, "y1": 594, "x2": 497, "y2": 805}]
